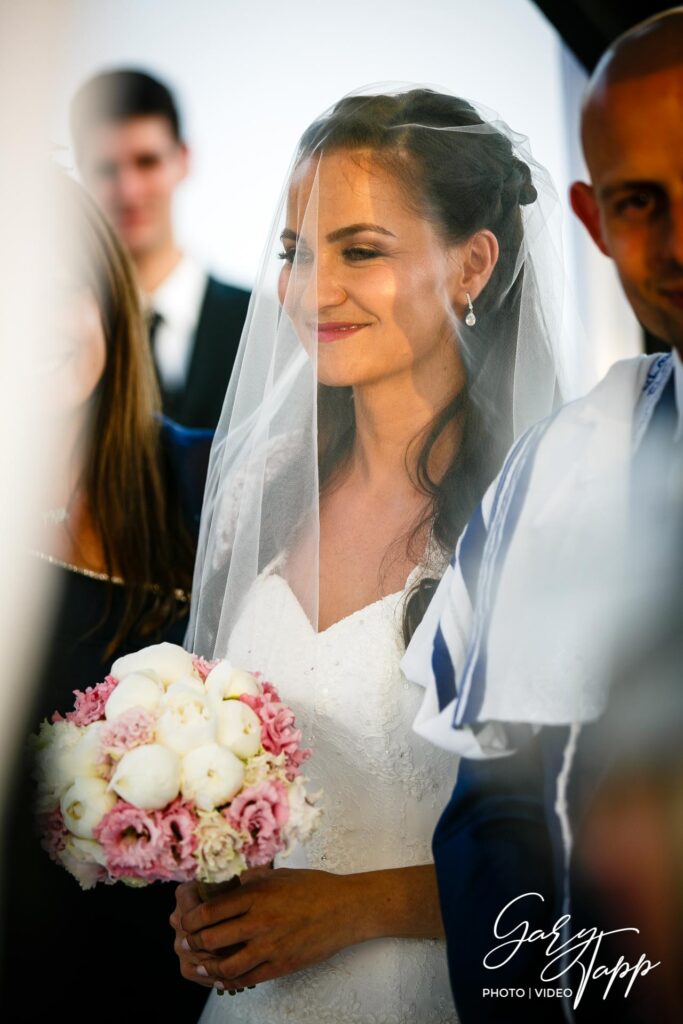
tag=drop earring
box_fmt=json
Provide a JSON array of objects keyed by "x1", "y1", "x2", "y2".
[{"x1": 465, "y1": 292, "x2": 476, "y2": 327}]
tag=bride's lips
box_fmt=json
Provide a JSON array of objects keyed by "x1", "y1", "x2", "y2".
[{"x1": 315, "y1": 322, "x2": 370, "y2": 343}]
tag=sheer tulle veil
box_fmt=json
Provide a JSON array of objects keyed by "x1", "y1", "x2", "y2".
[{"x1": 186, "y1": 82, "x2": 578, "y2": 662}]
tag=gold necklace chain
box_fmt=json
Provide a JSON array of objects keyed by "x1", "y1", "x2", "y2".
[{"x1": 29, "y1": 549, "x2": 189, "y2": 602}]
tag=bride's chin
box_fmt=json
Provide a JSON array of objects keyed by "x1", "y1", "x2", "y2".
[
  {"x1": 316, "y1": 355, "x2": 357, "y2": 389},
  {"x1": 318, "y1": 372, "x2": 352, "y2": 388},
  {"x1": 316, "y1": 345, "x2": 378, "y2": 389}
]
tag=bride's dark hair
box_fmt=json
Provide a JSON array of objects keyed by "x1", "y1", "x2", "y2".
[{"x1": 298, "y1": 89, "x2": 541, "y2": 643}]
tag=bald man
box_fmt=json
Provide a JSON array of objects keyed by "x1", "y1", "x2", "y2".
[
  {"x1": 401, "y1": 9, "x2": 683, "y2": 1024},
  {"x1": 571, "y1": 10, "x2": 683, "y2": 352}
]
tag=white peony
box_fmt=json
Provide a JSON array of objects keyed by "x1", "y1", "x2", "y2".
[
  {"x1": 33, "y1": 720, "x2": 84, "y2": 812},
  {"x1": 67, "y1": 835, "x2": 108, "y2": 866},
  {"x1": 156, "y1": 684, "x2": 216, "y2": 755},
  {"x1": 181, "y1": 743, "x2": 244, "y2": 811},
  {"x1": 104, "y1": 673, "x2": 163, "y2": 721},
  {"x1": 69, "y1": 723, "x2": 108, "y2": 780},
  {"x1": 109, "y1": 744, "x2": 181, "y2": 809},
  {"x1": 165, "y1": 680, "x2": 209, "y2": 705},
  {"x1": 206, "y1": 662, "x2": 260, "y2": 707},
  {"x1": 170, "y1": 674, "x2": 205, "y2": 696},
  {"x1": 111, "y1": 642, "x2": 194, "y2": 690},
  {"x1": 216, "y1": 700, "x2": 262, "y2": 759},
  {"x1": 61, "y1": 777, "x2": 116, "y2": 839},
  {"x1": 58, "y1": 836, "x2": 109, "y2": 890}
]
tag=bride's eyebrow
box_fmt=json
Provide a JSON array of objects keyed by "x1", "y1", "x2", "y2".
[
  {"x1": 327, "y1": 223, "x2": 396, "y2": 242},
  {"x1": 279, "y1": 223, "x2": 395, "y2": 244}
]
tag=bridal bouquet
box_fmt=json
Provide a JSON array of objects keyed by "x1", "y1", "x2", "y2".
[{"x1": 33, "y1": 643, "x2": 320, "y2": 890}]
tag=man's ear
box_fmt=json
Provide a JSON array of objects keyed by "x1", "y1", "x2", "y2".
[{"x1": 570, "y1": 181, "x2": 610, "y2": 257}]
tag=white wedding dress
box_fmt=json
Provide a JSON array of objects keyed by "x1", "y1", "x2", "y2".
[{"x1": 199, "y1": 568, "x2": 459, "y2": 1024}]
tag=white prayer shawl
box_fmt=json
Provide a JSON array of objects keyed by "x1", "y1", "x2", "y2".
[{"x1": 403, "y1": 352, "x2": 674, "y2": 758}]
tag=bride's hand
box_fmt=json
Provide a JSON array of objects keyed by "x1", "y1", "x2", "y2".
[
  {"x1": 170, "y1": 881, "x2": 216, "y2": 988},
  {"x1": 180, "y1": 867, "x2": 366, "y2": 987}
]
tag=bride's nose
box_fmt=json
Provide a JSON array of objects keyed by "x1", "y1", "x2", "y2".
[{"x1": 306, "y1": 251, "x2": 347, "y2": 313}]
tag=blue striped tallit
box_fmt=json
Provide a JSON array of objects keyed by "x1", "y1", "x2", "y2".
[{"x1": 404, "y1": 352, "x2": 674, "y2": 758}]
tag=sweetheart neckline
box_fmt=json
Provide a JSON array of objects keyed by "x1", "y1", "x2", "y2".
[{"x1": 261, "y1": 570, "x2": 418, "y2": 638}]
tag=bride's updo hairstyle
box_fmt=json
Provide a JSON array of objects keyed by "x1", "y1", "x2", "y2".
[{"x1": 297, "y1": 89, "x2": 543, "y2": 642}]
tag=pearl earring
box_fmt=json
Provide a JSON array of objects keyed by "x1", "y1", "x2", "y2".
[{"x1": 465, "y1": 293, "x2": 476, "y2": 327}]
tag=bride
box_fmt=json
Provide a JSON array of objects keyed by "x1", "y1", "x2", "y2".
[{"x1": 171, "y1": 85, "x2": 567, "y2": 1023}]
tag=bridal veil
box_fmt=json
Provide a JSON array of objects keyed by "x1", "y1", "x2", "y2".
[{"x1": 187, "y1": 83, "x2": 575, "y2": 661}]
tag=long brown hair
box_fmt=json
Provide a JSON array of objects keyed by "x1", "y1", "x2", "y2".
[
  {"x1": 62, "y1": 174, "x2": 195, "y2": 654},
  {"x1": 299, "y1": 91, "x2": 541, "y2": 643}
]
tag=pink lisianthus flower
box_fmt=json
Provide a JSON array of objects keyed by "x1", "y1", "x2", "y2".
[
  {"x1": 192, "y1": 655, "x2": 219, "y2": 683},
  {"x1": 240, "y1": 690, "x2": 311, "y2": 780},
  {"x1": 95, "y1": 803, "x2": 167, "y2": 882},
  {"x1": 227, "y1": 780, "x2": 289, "y2": 866},
  {"x1": 99, "y1": 707, "x2": 157, "y2": 765},
  {"x1": 156, "y1": 799, "x2": 199, "y2": 882},
  {"x1": 62, "y1": 675, "x2": 118, "y2": 726},
  {"x1": 95, "y1": 799, "x2": 199, "y2": 883},
  {"x1": 260, "y1": 681, "x2": 281, "y2": 702},
  {"x1": 37, "y1": 807, "x2": 69, "y2": 864}
]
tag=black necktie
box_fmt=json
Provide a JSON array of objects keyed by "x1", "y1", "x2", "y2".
[
  {"x1": 147, "y1": 309, "x2": 183, "y2": 420},
  {"x1": 148, "y1": 309, "x2": 163, "y2": 355}
]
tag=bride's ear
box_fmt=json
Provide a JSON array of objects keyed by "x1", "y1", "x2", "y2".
[{"x1": 449, "y1": 229, "x2": 499, "y2": 311}]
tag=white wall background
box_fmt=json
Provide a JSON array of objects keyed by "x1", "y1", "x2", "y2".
[{"x1": 54, "y1": 0, "x2": 641, "y2": 381}]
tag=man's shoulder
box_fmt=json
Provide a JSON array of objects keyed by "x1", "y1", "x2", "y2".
[
  {"x1": 203, "y1": 274, "x2": 251, "y2": 310},
  {"x1": 159, "y1": 417, "x2": 214, "y2": 539},
  {"x1": 160, "y1": 415, "x2": 214, "y2": 451},
  {"x1": 586, "y1": 351, "x2": 667, "y2": 400},
  {"x1": 487, "y1": 353, "x2": 668, "y2": 519},
  {"x1": 548, "y1": 352, "x2": 666, "y2": 435}
]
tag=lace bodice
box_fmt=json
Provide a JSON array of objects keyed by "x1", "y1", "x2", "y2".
[{"x1": 199, "y1": 573, "x2": 459, "y2": 1024}]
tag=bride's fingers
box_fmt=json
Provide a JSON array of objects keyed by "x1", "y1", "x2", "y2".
[
  {"x1": 213, "y1": 959, "x2": 286, "y2": 989},
  {"x1": 175, "y1": 880, "x2": 202, "y2": 913},
  {"x1": 184, "y1": 914, "x2": 259, "y2": 954},
  {"x1": 202, "y1": 944, "x2": 271, "y2": 984},
  {"x1": 174, "y1": 928, "x2": 206, "y2": 962},
  {"x1": 174, "y1": 939, "x2": 216, "y2": 987},
  {"x1": 181, "y1": 889, "x2": 252, "y2": 935}
]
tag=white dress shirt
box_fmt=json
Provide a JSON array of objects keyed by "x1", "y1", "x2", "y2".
[{"x1": 149, "y1": 255, "x2": 207, "y2": 391}]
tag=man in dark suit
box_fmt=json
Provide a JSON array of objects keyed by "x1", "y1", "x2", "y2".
[
  {"x1": 71, "y1": 69, "x2": 249, "y2": 429},
  {"x1": 405, "y1": 9, "x2": 683, "y2": 1023}
]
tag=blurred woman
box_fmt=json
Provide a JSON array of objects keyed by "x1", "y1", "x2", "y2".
[{"x1": 0, "y1": 174, "x2": 212, "y2": 1022}]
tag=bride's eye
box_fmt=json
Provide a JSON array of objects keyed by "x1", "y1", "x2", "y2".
[
  {"x1": 344, "y1": 246, "x2": 380, "y2": 261},
  {"x1": 278, "y1": 247, "x2": 313, "y2": 266}
]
